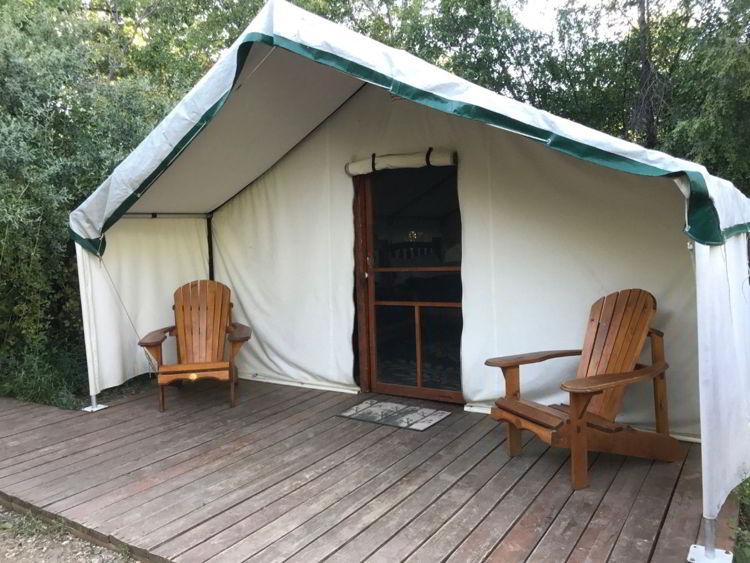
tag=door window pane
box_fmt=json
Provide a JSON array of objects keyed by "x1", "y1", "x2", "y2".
[
  {"x1": 421, "y1": 307, "x2": 462, "y2": 391},
  {"x1": 375, "y1": 306, "x2": 416, "y2": 386},
  {"x1": 373, "y1": 167, "x2": 461, "y2": 267},
  {"x1": 375, "y1": 272, "x2": 462, "y2": 303}
]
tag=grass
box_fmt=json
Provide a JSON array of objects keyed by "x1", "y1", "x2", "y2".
[
  {"x1": 0, "y1": 506, "x2": 133, "y2": 561},
  {"x1": 0, "y1": 510, "x2": 63, "y2": 537}
]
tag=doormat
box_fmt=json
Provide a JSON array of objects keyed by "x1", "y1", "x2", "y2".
[{"x1": 340, "y1": 399, "x2": 451, "y2": 431}]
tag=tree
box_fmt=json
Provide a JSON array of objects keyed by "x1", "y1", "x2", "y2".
[
  {"x1": 0, "y1": 1, "x2": 174, "y2": 405},
  {"x1": 663, "y1": 0, "x2": 750, "y2": 191}
]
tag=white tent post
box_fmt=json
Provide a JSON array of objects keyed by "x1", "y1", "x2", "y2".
[
  {"x1": 687, "y1": 518, "x2": 733, "y2": 562},
  {"x1": 81, "y1": 394, "x2": 108, "y2": 413}
]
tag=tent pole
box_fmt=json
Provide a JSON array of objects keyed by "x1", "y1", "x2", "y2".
[
  {"x1": 207, "y1": 214, "x2": 214, "y2": 281},
  {"x1": 688, "y1": 517, "x2": 733, "y2": 562},
  {"x1": 705, "y1": 518, "x2": 716, "y2": 558},
  {"x1": 82, "y1": 393, "x2": 108, "y2": 412}
]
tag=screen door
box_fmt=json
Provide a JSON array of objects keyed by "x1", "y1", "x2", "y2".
[{"x1": 354, "y1": 165, "x2": 463, "y2": 403}]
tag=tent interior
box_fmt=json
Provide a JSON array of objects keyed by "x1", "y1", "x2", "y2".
[{"x1": 71, "y1": 0, "x2": 750, "y2": 528}]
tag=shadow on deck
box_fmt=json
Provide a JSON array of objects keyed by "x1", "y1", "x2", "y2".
[{"x1": 0, "y1": 380, "x2": 735, "y2": 562}]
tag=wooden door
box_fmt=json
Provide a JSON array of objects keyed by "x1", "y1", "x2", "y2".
[{"x1": 353, "y1": 166, "x2": 463, "y2": 403}]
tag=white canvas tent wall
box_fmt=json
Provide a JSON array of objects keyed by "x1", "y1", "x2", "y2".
[{"x1": 70, "y1": 0, "x2": 750, "y2": 546}]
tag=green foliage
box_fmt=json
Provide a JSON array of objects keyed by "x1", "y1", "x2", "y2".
[
  {"x1": 0, "y1": 0, "x2": 748, "y2": 407},
  {"x1": 663, "y1": 0, "x2": 750, "y2": 190},
  {"x1": 736, "y1": 478, "x2": 750, "y2": 561},
  {"x1": 0, "y1": 1, "x2": 175, "y2": 407}
]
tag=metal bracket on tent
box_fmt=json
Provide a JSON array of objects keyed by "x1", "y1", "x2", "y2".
[
  {"x1": 82, "y1": 394, "x2": 108, "y2": 412},
  {"x1": 688, "y1": 545, "x2": 733, "y2": 562},
  {"x1": 688, "y1": 519, "x2": 733, "y2": 562}
]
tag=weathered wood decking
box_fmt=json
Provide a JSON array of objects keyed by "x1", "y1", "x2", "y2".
[{"x1": 0, "y1": 380, "x2": 733, "y2": 562}]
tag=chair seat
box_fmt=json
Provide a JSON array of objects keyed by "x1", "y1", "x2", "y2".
[
  {"x1": 159, "y1": 361, "x2": 230, "y2": 374},
  {"x1": 494, "y1": 397, "x2": 625, "y2": 433}
]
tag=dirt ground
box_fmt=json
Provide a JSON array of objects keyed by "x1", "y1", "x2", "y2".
[{"x1": 0, "y1": 508, "x2": 132, "y2": 563}]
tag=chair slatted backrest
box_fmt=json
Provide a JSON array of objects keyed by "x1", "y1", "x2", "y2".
[
  {"x1": 576, "y1": 289, "x2": 656, "y2": 420},
  {"x1": 173, "y1": 280, "x2": 231, "y2": 363}
]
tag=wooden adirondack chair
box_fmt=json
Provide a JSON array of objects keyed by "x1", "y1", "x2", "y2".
[
  {"x1": 138, "y1": 280, "x2": 252, "y2": 411},
  {"x1": 486, "y1": 289, "x2": 683, "y2": 489}
]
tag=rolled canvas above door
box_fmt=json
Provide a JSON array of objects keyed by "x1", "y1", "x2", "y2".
[{"x1": 345, "y1": 149, "x2": 456, "y2": 176}]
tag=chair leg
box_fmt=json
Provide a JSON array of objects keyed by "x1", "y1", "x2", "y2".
[
  {"x1": 653, "y1": 373, "x2": 669, "y2": 435},
  {"x1": 569, "y1": 393, "x2": 591, "y2": 489},
  {"x1": 229, "y1": 365, "x2": 237, "y2": 408},
  {"x1": 159, "y1": 384, "x2": 166, "y2": 412},
  {"x1": 507, "y1": 422, "x2": 522, "y2": 456},
  {"x1": 570, "y1": 432, "x2": 588, "y2": 489}
]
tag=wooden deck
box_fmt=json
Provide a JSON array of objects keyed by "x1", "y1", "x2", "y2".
[{"x1": 0, "y1": 380, "x2": 733, "y2": 562}]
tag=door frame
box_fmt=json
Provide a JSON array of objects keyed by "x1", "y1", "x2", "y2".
[{"x1": 352, "y1": 172, "x2": 464, "y2": 404}]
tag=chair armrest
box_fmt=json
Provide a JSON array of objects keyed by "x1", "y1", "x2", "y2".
[
  {"x1": 138, "y1": 326, "x2": 174, "y2": 347},
  {"x1": 561, "y1": 362, "x2": 669, "y2": 394},
  {"x1": 648, "y1": 327, "x2": 664, "y2": 338},
  {"x1": 228, "y1": 322, "x2": 252, "y2": 343},
  {"x1": 485, "y1": 350, "x2": 582, "y2": 369}
]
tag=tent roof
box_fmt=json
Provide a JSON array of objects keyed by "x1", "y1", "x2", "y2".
[{"x1": 70, "y1": 0, "x2": 750, "y2": 255}]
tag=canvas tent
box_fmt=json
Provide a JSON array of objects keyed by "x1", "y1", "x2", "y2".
[{"x1": 70, "y1": 0, "x2": 750, "y2": 545}]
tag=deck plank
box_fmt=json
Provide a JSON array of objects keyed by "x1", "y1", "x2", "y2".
[
  {"x1": 311, "y1": 419, "x2": 499, "y2": 563},
  {"x1": 0, "y1": 407, "x2": 85, "y2": 439},
  {"x1": 251, "y1": 415, "x2": 500, "y2": 563},
  {"x1": 364, "y1": 430, "x2": 528, "y2": 562},
  {"x1": 567, "y1": 456, "x2": 652, "y2": 563},
  {"x1": 607, "y1": 446, "x2": 689, "y2": 563},
  {"x1": 5, "y1": 386, "x2": 314, "y2": 505},
  {"x1": 0, "y1": 382, "x2": 704, "y2": 563},
  {"x1": 0, "y1": 383, "x2": 292, "y2": 488},
  {"x1": 99, "y1": 417, "x2": 378, "y2": 542},
  {"x1": 405, "y1": 436, "x2": 547, "y2": 563},
  {"x1": 176, "y1": 414, "x2": 481, "y2": 562},
  {"x1": 445, "y1": 446, "x2": 570, "y2": 563},
  {"x1": 524, "y1": 454, "x2": 624, "y2": 562},
  {"x1": 60, "y1": 391, "x2": 360, "y2": 522},
  {"x1": 650, "y1": 444, "x2": 703, "y2": 563},
  {"x1": 157, "y1": 410, "x2": 474, "y2": 560},
  {"x1": 0, "y1": 382, "x2": 232, "y2": 458},
  {"x1": 0, "y1": 388, "x2": 179, "y2": 474},
  {"x1": 269, "y1": 414, "x2": 491, "y2": 563},
  {"x1": 128, "y1": 422, "x2": 394, "y2": 553},
  {"x1": 48, "y1": 388, "x2": 331, "y2": 513}
]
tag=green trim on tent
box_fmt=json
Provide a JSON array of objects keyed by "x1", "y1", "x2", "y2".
[
  {"x1": 74, "y1": 29, "x2": 745, "y2": 255},
  {"x1": 247, "y1": 32, "x2": 736, "y2": 245},
  {"x1": 101, "y1": 92, "x2": 231, "y2": 234},
  {"x1": 70, "y1": 227, "x2": 106, "y2": 255},
  {"x1": 723, "y1": 222, "x2": 750, "y2": 239}
]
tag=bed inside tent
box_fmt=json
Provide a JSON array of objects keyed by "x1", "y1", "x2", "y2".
[{"x1": 70, "y1": 0, "x2": 750, "y2": 557}]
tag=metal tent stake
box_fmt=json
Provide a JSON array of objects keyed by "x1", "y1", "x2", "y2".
[
  {"x1": 81, "y1": 394, "x2": 108, "y2": 412},
  {"x1": 688, "y1": 518, "x2": 733, "y2": 562}
]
